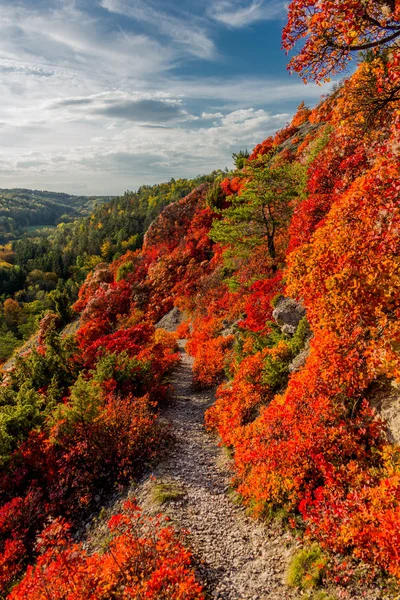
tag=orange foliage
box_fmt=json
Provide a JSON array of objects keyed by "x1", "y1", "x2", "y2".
[
  {"x1": 192, "y1": 335, "x2": 234, "y2": 388},
  {"x1": 287, "y1": 154, "x2": 400, "y2": 382},
  {"x1": 283, "y1": 0, "x2": 400, "y2": 82},
  {"x1": 9, "y1": 501, "x2": 204, "y2": 600}
]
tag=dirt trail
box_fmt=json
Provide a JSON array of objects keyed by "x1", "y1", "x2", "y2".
[{"x1": 135, "y1": 341, "x2": 298, "y2": 600}]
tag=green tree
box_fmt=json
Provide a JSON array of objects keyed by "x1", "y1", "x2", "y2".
[
  {"x1": 232, "y1": 149, "x2": 250, "y2": 170},
  {"x1": 211, "y1": 156, "x2": 304, "y2": 271}
]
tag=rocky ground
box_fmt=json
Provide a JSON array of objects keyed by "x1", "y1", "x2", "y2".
[{"x1": 134, "y1": 340, "x2": 299, "y2": 600}]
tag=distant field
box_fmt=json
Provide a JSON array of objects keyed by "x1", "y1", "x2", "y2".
[{"x1": 25, "y1": 224, "x2": 57, "y2": 234}]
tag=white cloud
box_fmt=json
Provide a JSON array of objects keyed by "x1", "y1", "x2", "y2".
[
  {"x1": 0, "y1": 2, "x2": 171, "y2": 81},
  {"x1": 209, "y1": 0, "x2": 284, "y2": 28},
  {"x1": 45, "y1": 91, "x2": 197, "y2": 124},
  {"x1": 100, "y1": 0, "x2": 216, "y2": 60},
  {"x1": 201, "y1": 111, "x2": 224, "y2": 119},
  {"x1": 161, "y1": 76, "x2": 334, "y2": 107},
  {"x1": 0, "y1": 106, "x2": 289, "y2": 194}
]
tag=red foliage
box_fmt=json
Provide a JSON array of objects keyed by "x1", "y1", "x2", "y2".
[
  {"x1": 220, "y1": 177, "x2": 245, "y2": 196},
  {"x1": 283, "y1": 0, "x2": 400, "y2": 83},
  {"x1": 9, "y1": 501, "x2": 204, "y2": 600},
  {"x1": 288, "y1": 134, "x2": 369, "y2": 253},
  {"x1": 249, "y1": 137, "x2": 274, "y2": 161},
  {"x1": 239, "y1": 273, "x2": 283, "y2": 332},
  {"x1": 2, "y1": 18, "x2": 400, "y2": 588},
  {"x1": 80, "y1": 322, "x2": 155, "y2": 368},
  {"x1": 273, "y1": 125, "x2": 299, "y2": 147},
  {"x1": 291, "y1": 102, "x2": 312, "y2": 127},
  {"x1": 192, "y1": 335, "x2": 234, "y2": 388}
]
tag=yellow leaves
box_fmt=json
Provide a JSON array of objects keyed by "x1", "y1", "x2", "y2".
[
  {"x1": 100, "y1": 240, "x2": 112, "y2": 259},
  {"x1": 121, "y1": 234, "x2": 138, "y2": 250}
]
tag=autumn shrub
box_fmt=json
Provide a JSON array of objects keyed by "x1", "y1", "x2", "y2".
[
  {"x1": 192, "y1": 335, "x2": 234, "y2": 388},
  {"x1": 248, "y1": 136, "x2": 274, "y2": 161},
  {"x1": 154, "y1": 327, "x2": 178, "y2": 349},
  {"x1": 9, "y1": 500, "x2": 204, "y2": 600},
  {"x1": 286, "y1": 154, "x2": 400, "y2": 384},
  {"x1": 2, "y1": 16, "x2": 400, "y2": 589},
  {"x1": 48, "y1": 393, "x2": 160, "y2": 513},
  {"x1": 80, "y1": 322, "x2": 155, "y2": 368},
  {"x1": 175, "y1": 321, "x2": 191, "y2": 339},
  {"x1": 0, "y1": 389, "x2": 164, "y2": 589},
  {"x1": 291, "y1": 102, "x2": 312, "y2": 128},
  {"x1": 0, "y1": 489, "x2": 45, "y2": 590},
  {"x1": 238, "y1": 272, "x2": 283, "y2": 333},
  {"x1": 205, "y1": 349, "x2": 268, "y2": 447},
  {"x1": 186, "y1": 317, "x2": 223, "y2": 357}
]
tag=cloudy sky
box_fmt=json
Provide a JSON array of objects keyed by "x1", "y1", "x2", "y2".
[{"x1": 0, "y1": 0, "x2": 332, "y2": 195}]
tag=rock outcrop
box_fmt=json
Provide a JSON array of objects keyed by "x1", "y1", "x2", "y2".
[
  {"x1": 272, "y1": 296, "x2": 306, "y2": 336},
  {"x1": 155, "y1": 307, "x2": 183, "y2": 332},
  {"x1": 289, "y1": 339, "x2": 311, "y2": 374}
]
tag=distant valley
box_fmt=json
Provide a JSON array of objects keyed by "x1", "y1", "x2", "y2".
[{"x1": 0, "y1": 188, "x2": 114, "y2": 243}]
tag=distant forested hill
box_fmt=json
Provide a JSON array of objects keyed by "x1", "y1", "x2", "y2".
[
  {"x1": 0, "y1": 173, "x2": 221, "y2": 362},
  {"x1": 0, "y1": 188, "x2": 113, "y2": 243}
]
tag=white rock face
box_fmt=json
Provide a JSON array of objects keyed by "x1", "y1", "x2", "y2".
[{"x1": 369, "y1": 379, "x2": 400, "y2": 445}]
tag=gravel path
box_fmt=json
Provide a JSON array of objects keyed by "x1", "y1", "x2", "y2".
[{"x1": 135, "y1": 341, "x2": 299, "y2": 600}]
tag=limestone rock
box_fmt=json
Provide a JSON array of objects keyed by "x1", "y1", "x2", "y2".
[
  {"x1": 156, "y1": 307, "x2": 183, "y2": 332},
  {"x1": 272, "y1": 296, "x2": 306, "y2": 336}
]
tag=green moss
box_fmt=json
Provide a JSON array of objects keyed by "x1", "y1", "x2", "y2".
[
  {"x1": 270, "y1": 293, "x2": 284, "y2": 308},
  {"x1": 151, "y1": 481, "x2": 185, "y2": 505},
  {"x1": 287, "y1": 544, "x2": 328, "y2": 590}
]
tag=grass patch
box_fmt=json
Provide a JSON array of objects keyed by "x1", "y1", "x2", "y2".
[
  {"x1": 227, "y1": 486, "x2": 243, "y2": 506},
  {"x1": 287, "y1": 544, "x2": 328, "y2": 590},
  {"x1": 151, "y1": 481, "x2": 185, "y2": 505}
]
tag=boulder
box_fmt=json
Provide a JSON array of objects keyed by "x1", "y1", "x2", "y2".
[
  {"x1": 272, "y1": 296, "x2": 306, "y2": 336},
  {"x1": 155, "y1": 307, "x2": 183, "y2": 332}
]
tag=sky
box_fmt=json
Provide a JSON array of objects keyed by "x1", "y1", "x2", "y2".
[{"x1": 0, "y1": 0, "x2": 333, "y2": 195}]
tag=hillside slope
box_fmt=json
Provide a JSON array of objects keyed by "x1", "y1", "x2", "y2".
[{"x1": 66, "y1": 83, "x2": 399, "y2": 591}]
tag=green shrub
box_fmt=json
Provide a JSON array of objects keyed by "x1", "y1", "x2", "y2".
[
  {"x1": 116, "y1": 261, "x2": 134, "y2": 282},
  {"x1": 287, "y1": 544, "x2": 328, "y2": 589},
  {"x1": 290, "y1": 316, "x2": 311, "y2": 355},
  {"x1": 262, "y1": 353, "x2": 290, "y2": 391}
]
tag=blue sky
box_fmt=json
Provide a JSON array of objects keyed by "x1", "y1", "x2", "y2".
[{"x1": 0, "y1": 0, "x2": 332, "y2": 194}]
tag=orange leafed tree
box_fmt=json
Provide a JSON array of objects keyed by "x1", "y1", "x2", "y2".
[{"x1": 283, "y1": 0, "x2": 400, "y2": 82}]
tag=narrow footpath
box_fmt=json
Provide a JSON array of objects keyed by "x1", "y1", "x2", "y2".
[{"x1": 135, "y1": 341, "x2": 298, "y2": 600}]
